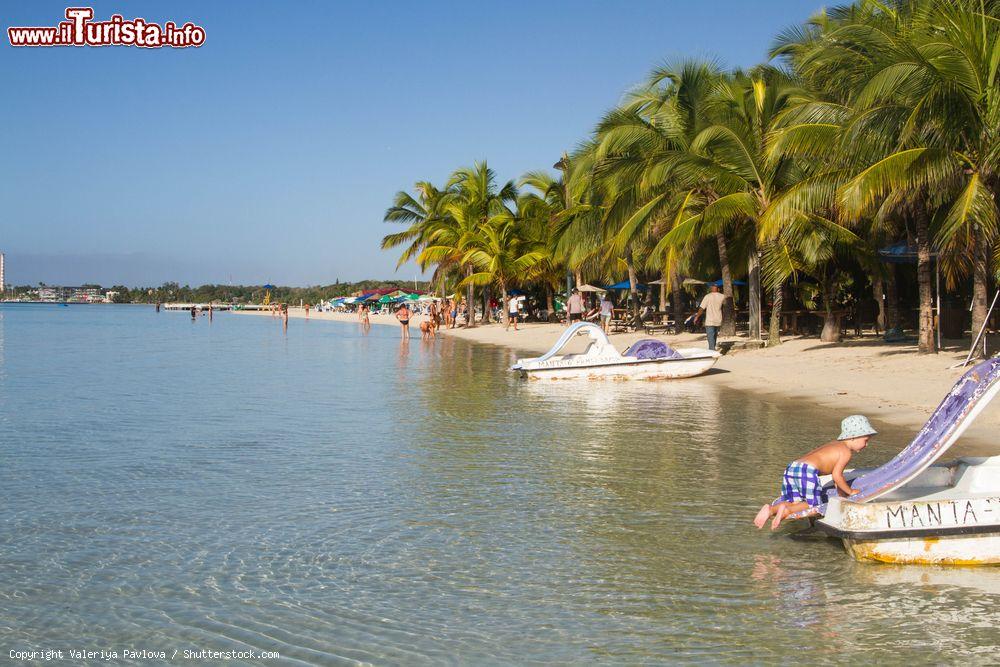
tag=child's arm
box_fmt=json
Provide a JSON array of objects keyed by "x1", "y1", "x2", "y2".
[{"x1": 831, "y1": 450, "x2": 858, "y2": 495}]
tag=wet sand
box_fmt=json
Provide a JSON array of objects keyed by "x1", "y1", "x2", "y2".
[{"x1": 241, "y1": 307, "x2": 1000, "y2": 451}]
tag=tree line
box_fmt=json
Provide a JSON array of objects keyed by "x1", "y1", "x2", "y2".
[
  {"x1": 7, "y1": 280, "x2": 430, "y2": 305},
  {"x1": 381, "y1": 0, "x2": 1000, "y2": 356}
]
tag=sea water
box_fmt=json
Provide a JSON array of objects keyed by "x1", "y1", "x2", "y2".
[{"x1": 1, "y1": 304, "x2": 998, "y2": 665}]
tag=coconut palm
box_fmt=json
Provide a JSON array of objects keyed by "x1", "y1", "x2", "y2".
[
  {"x1": 382, "y1": 181, "x2": 456, "y2": 288},
  {"x1": 592, "y1": 60, "x2": 737, "y2": 333},
  {"x1": 440, "y1": 162, "x2": 518, "y2": 327},
  {"x1": 459, "y1": 213, "x2": 546, "y2": 326}
]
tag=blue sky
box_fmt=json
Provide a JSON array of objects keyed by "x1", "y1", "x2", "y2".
[{"x1": 1, "y1": 0, "x2": 823, "y2": 287}]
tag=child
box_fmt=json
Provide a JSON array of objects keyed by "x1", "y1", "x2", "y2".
[{"x1": 754, "y1": 415, "x2": 878, "y2": 530}]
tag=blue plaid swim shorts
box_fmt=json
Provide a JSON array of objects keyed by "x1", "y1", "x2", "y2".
[{"x1": 779, "y1": 461, "x2": 827, "y2": 507}]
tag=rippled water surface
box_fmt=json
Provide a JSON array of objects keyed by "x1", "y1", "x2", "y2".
[{"x1": 2, "y1": 304, "x2": 999, "y2": 665}]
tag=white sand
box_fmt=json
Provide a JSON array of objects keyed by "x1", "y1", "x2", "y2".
[{"x1": 241, "y1": 307, "x2": 999, "y2": 451}]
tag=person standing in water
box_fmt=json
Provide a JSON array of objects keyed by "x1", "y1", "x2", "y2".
[
  {"x1": 190, "y1": 306, "x2": 197, "y2": 320},
  {"x1": 396, "y1": 302, "x2": 411, "y2": 339}
]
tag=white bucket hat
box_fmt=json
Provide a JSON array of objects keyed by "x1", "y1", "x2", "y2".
[{"x1": 838, "y1": 415, "x2": 878, "y2": 441}]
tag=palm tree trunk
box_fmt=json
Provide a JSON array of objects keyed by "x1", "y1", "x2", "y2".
[
  {"x1": 971, "y1": 232, "x2": 989, "y2": 358},
  {"x1": 748, "y1": 247, "x2": 762, "y2": 341},
  {"x1": 625, "y1": 248, "x2": 640, "y2": 322},
  {"x1": 715, "y1": 232, "x2": 736, "y2": 337},
  {"x1": 872, "y1": 274, "x2": 886, "y2": 331},
  {"x1": 885, "y1": 265, "x2": 900, "y2": 331},
  {"x1": 482, "y1": 286, "x2": 491, "y2": 324},
  {"x1": 500, "y1": 284, "x2": 508, "y2": 327},
  {"x1": 915, "y1": 208, "x2": 936, "y2": 354},
  {"x1": 671, "y1": 267, "x2": 684, "y2": 336},
  {"x1": 464, "y1": 265, "x2": 475, "y2": 329},
  {"x1": 659, "y1": 269, "x2": 668, "y2": 320},
  {"x1": 768, "y1": 283, "x2": 782, "y2": 346},
  {"x1": 546, "y1": 284, "x2": 555, "y2": 322},
  {"x1": 820, "y1": 270, "x2": 841, "y2": 343},
  {"x1": 575, "y1": 270, "x2": 584, "y2": 289}
]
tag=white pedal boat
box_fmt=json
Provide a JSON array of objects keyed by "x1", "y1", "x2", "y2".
[
  {"x1": 798, "y1": 357, "x2": 1000, "y2": 565},
  {"x1": 817, "y1": 456, "x2": 1000, "y2": 565},
  {"x1": 511, "y1": 322, "x2": 719, "y2": 380}
]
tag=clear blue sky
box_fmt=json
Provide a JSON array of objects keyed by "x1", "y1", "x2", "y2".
[{"x1": 1, "y1": 0, "x2": 822, "y2": 287}]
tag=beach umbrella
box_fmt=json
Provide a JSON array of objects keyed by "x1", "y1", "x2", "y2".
[
  {"x1": 607, "y1": 280, "x2": 647, "y2": 290},
  {"x1": 378, "y1": 294, "x2": 396, "y2": 304},
  {"x1": 405, "y1": 293, "x2": 420, "y2": 301},
  {"x1": 577, "y1": 284, "x2": 606, "y2": 292}
]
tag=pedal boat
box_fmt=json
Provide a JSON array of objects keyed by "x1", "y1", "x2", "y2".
[
  {"x1": 511, "y1": 322, "x2": 719, "y2": 380},
  {"x1": 797, "y1": 357, "x2": 1000, "y2": 565},
  {"x1": 817, "y1": 456, "x2": 1000, "y2": 565}
]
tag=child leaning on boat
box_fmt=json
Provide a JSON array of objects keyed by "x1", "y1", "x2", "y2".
[{"x1": 754, "y1": 415, "x2": 878, "y2": 530}]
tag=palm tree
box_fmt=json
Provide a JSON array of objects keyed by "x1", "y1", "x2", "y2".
[
  {"x1": 381, "y1": 181, "x2": 455, "y2": 287},
  {"x1": 459, "y1": 213, "x2": 546, "y2": 326},
  {"x1": 781, "y1": 0, "x2": 959, "y2": 353},
  {"x1": 592, "y1": 60, "x2": 737, "y2": 334},
  {"x1": 440, "y1": 162, "x2": 518, "y2": 328},
  {"x1": 518, "y1": 171, "x2": 572, "y2": 319}
]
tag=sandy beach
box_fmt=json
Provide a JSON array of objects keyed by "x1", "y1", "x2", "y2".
[{"x1": 243, "y1": 307, "x2": 999, "y2": 449}]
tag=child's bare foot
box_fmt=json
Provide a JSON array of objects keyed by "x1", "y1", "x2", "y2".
[
  {"x1": 753, "y1": 504, "x2": 771, "y2": 529},
  {"x1": 770, "y1": 505, "x2": 789, "y2": 530}
]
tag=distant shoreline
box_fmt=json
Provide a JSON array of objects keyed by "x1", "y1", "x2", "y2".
[{"x1": 234, "y1": 307, "x2": 997, "y2": 453}]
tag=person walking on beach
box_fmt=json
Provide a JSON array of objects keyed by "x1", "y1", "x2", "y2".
[
  {"x1": 506, "y1": 294, "x2": 520, "y2": 331},
  {"x1": 599, "y1": 292, "x2": 614, "y2": 334},
  {"x1": 695, "y1": 284, "x2": 726, "y2": 351},
  {"x1": 567, "y1": 288, "x2": 584, "y2": 324},
  {"x1": 450, "y1": 299, "x2": 459, "y2": 329},
  {"x1": 754, "y1": 415, "x2": 878, "y2": 530},
  {"x1": 396, "y1": 303, "x2": 411, "y2": 339}
]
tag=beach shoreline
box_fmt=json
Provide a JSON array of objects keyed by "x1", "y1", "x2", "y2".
[{"x1": 237, "y1": 307, "x2": 998, "y2": 451}]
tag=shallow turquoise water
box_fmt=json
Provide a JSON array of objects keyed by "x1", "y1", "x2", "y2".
[{"x1": 1, "y1": 304, "x2": 998, "y2": 665}]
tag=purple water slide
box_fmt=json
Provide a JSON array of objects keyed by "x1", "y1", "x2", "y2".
[{"x1": 789, "y1": 357, "x2": 1000, "y2": 518}]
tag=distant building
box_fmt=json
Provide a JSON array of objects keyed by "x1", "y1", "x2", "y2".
[{"x1": 0, "y1": 252, "x2": 5, "y2": 293}]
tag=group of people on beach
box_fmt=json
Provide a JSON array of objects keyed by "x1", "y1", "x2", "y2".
[{"x1": 392, "y1": 298, "x2": 466, "y2": 339}]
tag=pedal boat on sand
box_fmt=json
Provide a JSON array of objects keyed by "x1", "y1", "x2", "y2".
[
  {"x1": 802, "y1": 357, "x2": 1000, "y2": 565},
  {"x1": 510, "y1": 321, "x2": 719, "y2": 380}
]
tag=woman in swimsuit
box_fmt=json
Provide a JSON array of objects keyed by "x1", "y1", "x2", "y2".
[{"x1": 396, "y1": 303, "x2": 411, "y2": 339}]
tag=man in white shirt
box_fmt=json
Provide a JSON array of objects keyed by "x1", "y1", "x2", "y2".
[{"x1": 695, "y1": 284, "x2": 727, "y2": 351}]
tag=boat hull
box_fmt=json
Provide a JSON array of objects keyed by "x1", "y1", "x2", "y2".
[
  {"x1": 816, "y1": 459, "x2": 1000, "y2": 565},
  {"x1": 842, "y1": 533, "x2": 1000, "y2": 565},
  {"x1": 517, "y1": 356, "x2": 717, "y2": 380}
]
